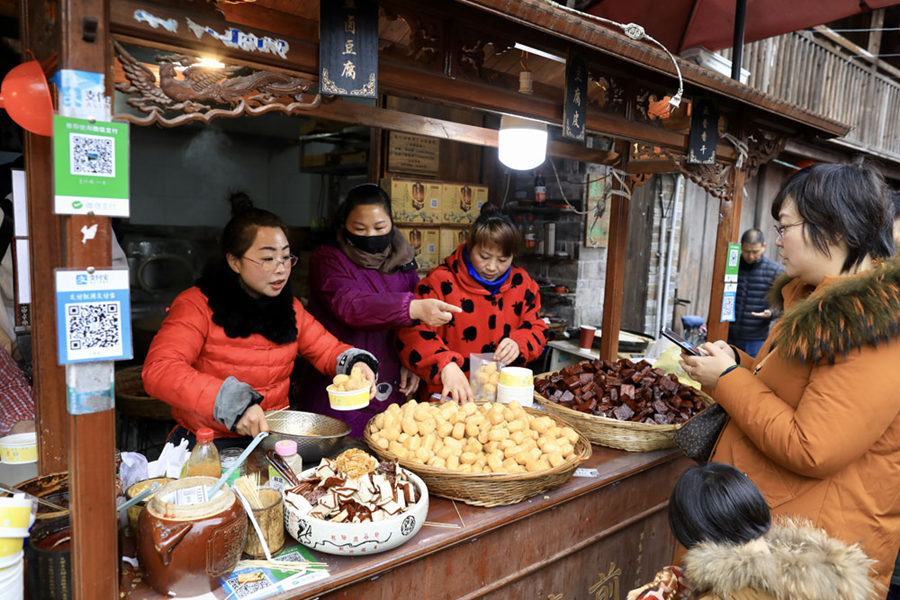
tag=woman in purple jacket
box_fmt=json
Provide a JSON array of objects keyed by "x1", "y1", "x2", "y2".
[{"x1": 299, "y1": 183, "x2": 460, "y2": 435}]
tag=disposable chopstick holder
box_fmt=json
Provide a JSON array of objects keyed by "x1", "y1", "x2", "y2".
[{"x1": 209, "y1": 431, "x2": 269, "y2": 498}]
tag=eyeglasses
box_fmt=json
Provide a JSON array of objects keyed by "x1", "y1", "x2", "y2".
[
  {"x1": 241, "y1": 254, "x2": 298, "y2": 272},
  {"x1": 774, "y1": 221, "x2": 804, "y2": 239}
]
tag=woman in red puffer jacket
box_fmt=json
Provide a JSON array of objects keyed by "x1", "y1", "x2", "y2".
[{"x1": 143, "y1": 194, "x2": 378, "y2": 446}]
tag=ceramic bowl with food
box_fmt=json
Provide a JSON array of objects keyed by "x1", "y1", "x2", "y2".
[
  {"x1": 263, "y1": 411, "x2": 350, "y2": 463},
  {"x1": 283, "y1": 465, "x2": 428, "y2": 556}
]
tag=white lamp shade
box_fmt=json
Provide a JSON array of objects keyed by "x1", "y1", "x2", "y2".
[{"x1": 498, "y1": 115, "x2": 548, "y2": 170}]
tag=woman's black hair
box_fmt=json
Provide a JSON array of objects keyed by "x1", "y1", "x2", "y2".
[
  {"x1": 467, "y1": 204, "x2": 520, "y2": 257},
  {"x1": 668, "y1": 463, "x2": 771, "y2": 549},
  {"x1": 771, "y1": 163, "x2": 894, "y2": 272},
  {"x1": 333, "y1": 183, "x2": 393, "y2": 232},
  {"x1": 221, "y1": 192, "x2": 288, "y2": 257}
]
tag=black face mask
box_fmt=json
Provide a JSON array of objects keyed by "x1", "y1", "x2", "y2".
[{"x1": 344, "y1": 229, "x2": 394, "y2": 254}]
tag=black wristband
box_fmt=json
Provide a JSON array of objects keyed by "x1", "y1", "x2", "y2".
[{"x1": 719, "y1": 364, "x2": 739, "y2": 379}]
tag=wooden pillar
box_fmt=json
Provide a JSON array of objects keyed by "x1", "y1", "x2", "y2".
[
  {"x1": 599, "y1": 142, "x2": 631, "y2": 361},
  {"x1": 23, "y1": 135, "x2": 69, "y2": 472},
  {"x1": 705, "y1": 167, "x2": 745, "y2": 343},
  {"x1": 58, "y1": 0, "x2": 118, "y2": 598}
]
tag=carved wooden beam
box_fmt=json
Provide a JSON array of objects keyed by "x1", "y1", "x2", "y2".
[
  {"x1": 664, "y1": 151, "x2": 734, "y2": 200},
  {"x1": 113, "y1": 40, "x2": 321, "y2": 126}
]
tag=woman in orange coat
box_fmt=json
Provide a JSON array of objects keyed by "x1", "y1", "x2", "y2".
[
  {"x1": 143, "y1": 195, "x2": 377, "y2": 446},
  {"x1": 681, "y1": 163, "x2": 900, "y2": 588}
]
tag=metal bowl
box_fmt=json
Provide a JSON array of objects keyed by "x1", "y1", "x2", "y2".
[{"x1": 263, "y1": 411, "x2": 350, "y2": 463}]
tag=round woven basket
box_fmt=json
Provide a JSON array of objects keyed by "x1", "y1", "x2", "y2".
[
  {"x1": 363, "y1": 404, "x2": 592, "y2": 507},
  {"x1": 533, "y1": 387, "x2": 713, "y2": 453},
  {"x1": 114, "y1": 366, "x2": 173, "y2": 421}
]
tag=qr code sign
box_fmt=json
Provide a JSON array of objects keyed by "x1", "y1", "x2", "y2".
[
  {"x1": 65, "y1": 302, "x2": 122, "y2": 358},
  {"x1": 69, "y1": 133, "x2": 115, "y2": 177}
]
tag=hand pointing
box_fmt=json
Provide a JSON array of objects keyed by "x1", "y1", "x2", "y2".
[{"x1": 410, "y1": 298, "x2": 463, "y2": 327}]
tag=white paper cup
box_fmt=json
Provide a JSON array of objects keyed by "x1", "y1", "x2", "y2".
[
  {"x1": 497, "y1": 383, "x2": 534, "y2": 407},
  {"x1": 0, "y1": 553, "x2": 23, "y2": 600}
]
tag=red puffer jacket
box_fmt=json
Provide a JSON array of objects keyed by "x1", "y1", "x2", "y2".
[
  {"x1": 396, "y1": 244, "x2": 548, "y2": 397},
  {"x1": 143, "y1": 286, "x2": 350, "y2": 438}
]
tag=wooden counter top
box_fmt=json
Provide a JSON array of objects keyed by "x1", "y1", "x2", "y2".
[{"x1": 122, "y1": 445, "x2": 691, "y2": 599}]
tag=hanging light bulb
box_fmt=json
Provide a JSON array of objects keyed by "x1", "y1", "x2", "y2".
[{"x1": 498, "y1": 115, "x2": 547, "y2": 171}]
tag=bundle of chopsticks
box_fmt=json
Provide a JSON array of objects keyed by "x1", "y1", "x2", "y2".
[
  {"x1": 237, "y1": 558, "x2": 328, "y2": 572},
  {"x1": 234, "y1": 473, "x2": 263, "y2": 509},
  {"x1": 232, "y1": 473, "x2": 327, "y2": 572}
]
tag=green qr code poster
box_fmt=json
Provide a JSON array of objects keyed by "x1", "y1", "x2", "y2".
[{"x1": 53, "y1": 115, "x2": 130, "y2": 217}]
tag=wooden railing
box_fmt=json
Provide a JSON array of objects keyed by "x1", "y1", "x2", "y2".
[{"x1": 717, "y1": 29, "x2": 900, "y2": 161}]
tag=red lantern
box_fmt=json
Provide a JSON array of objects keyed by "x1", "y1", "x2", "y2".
[{"x1": 0, "y1": 60, "x2": 53, "y2": 137}]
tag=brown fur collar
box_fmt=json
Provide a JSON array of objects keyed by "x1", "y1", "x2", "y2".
[
  {"x1": 765, "y1": 258, "x2": 900, "y2": 364},
  {"x1": 684, "y1": 519, "x2": 877, "y2": 600}
]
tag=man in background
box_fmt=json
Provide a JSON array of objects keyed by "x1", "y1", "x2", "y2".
[{"x1": 727, "y1": 228, "x2": 784, "y2": 357}]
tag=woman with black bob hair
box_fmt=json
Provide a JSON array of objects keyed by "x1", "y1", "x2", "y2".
[
  {"x1": 396, "y1": 205, "x2": 548, "y2": 402},
  {"x1": 299, "y1": 183, "x2": 461, "y2": 435},
  {"x1": 627, "y1": 463, "x2": 876, "y2": 600},
  {"x1": 680, "y1": 162, "x2": 900, "y2": 589}
]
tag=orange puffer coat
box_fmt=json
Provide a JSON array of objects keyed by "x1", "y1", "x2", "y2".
[
  {"x1": 711, "y1": 259, "x2": 900, "y2": 588},
  {"x1": 143, "y1": 284, "x2": 350, "y2": 438}
]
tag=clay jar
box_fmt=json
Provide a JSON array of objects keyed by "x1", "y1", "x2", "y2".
[{"x1": 137, "y1": 477, "x2": 247, "y2": 597}]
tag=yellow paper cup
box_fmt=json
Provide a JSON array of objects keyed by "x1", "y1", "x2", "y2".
[
  {"x1": 0, "y1": 548, "x2": 22, "y2": 570},
  {"x1": 498, "y1": 367, "x2": 534, "y2": 388},
  {"x1": 0, "y1": 433, "x2": 37, "y2": 464},
  {"x1": 0, "y1": 498, "x2": 33, "y2": 531},
  {"x1": 327, "y1": 385, "x2": 370, "y2": 411},
  {"x1": 0, "y1": 536, "x2": 24, "y2": 561}
]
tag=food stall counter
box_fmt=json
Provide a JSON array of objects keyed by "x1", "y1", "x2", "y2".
[{"x1": 122, "y1": 446, "x2": 691, "y2": 599}]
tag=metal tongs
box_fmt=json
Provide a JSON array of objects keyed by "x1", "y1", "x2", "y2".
[
  {"x1": 0, "y1": 482, "x2": 66, "y2": 512},
  {"x1": 266, "y1": 449, "x2": 302, "y2": 488}
]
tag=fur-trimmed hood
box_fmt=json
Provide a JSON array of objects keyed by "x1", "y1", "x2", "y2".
[
  {"x1": 684, "y1": 520, "x2": 878, "y2": 600},
  {"x1": 766, "y1": 258, "x2": 900, "y2": 364}
]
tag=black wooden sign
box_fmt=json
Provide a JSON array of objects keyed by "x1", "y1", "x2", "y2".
[
  {"x1": 319, "y1": 0, "x2": 378, "y2": 98},
  {"x1": 687, "y1": 97, "x2": 718, "y2": 164},
  {"x1": 563, "y1": 53, "x2": 587, "y2": 141}
]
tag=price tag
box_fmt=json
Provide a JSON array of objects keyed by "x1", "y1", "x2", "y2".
[
  {"x1": 175, "y1": 485, "x2": 209, "y2": 506},
  {"x1": 574, "y1": 467, "x2": 600, "y2": 478}
]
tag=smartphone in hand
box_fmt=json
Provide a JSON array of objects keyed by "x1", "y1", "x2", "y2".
[{"x1": 660, "y1": 327, "x2": 702, "y2": 356}]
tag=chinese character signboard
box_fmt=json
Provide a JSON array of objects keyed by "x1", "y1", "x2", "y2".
[
  {"x1": 563, "y1": 54, "x2": 587, "y2": 141},
  {"x1": 687, "y1": 97, "x2": 718, "y2": 164},
  {"x1": 319, "y1": 0, "x2": 378, "y2": 98},
  {"x1": 55, "y1": 269, "x2": 133, "y2": 365},
  {"x1": 53, "y1": 115, "x2": 130, "y2": 217}
]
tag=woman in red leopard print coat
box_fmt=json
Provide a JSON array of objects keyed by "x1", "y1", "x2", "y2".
[{"x1": 396, "y1": 208, "x2": 548, "y2": 402}]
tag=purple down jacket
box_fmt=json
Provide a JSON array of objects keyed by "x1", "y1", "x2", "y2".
[{"x1": 297, "y1": 244, "x2": 418, "y2": 435}]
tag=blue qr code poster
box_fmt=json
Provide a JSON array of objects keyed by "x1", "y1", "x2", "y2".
[{"x1": 55, "y1": 269, "x2": 133, "y2": 364}]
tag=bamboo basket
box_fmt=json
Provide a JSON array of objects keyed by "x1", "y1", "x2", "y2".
[
  {"x1": 363, "y1": 404, "x2": 591, "y2": 507},
  {"x1": 114, "y1": 366, "x2": 173, "y2": 421},
  {"x1": 533, "y1": 372, "x2": 713, "y2": 453}
]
